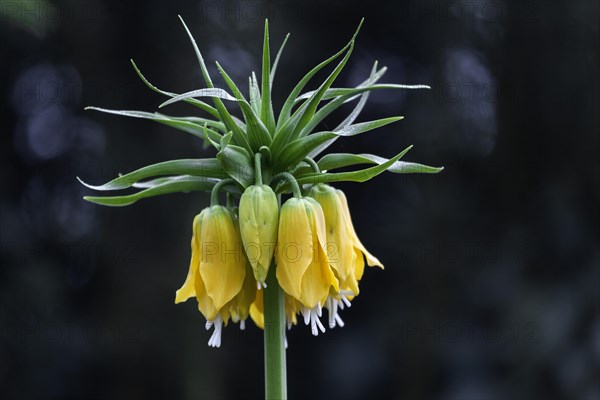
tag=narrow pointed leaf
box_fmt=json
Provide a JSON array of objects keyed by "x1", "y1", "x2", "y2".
[
  {"x1": 317, "y1": 152, "x2": 444, "y2": 174},
  {"x1": 276, "y1": 19, "x2": 363, "y2": 129},
  {"x1": 294, "y1": 147, "x2": 413, "y2": 186},
  {"x1": 216, "y1": 61, "x2": 271, "y2": 150},
  {"x1": 300, "y1": 63, "x2": 387, "y2": 138},
  {"x1": 78, "y1": 158, "x2": 227, "y2": 191},
  {"x1": 159, "y1": 88, "x2": 237, "y2": 107},
  {"x1": 130, "y1": 59, "x2": 220, "y2": 119},
  {"x1": 270, "y1": 33, "x2": 290, "y2": 87},
  {"x1": 295, "y1": 83, "x2": 431, "y2": 102},
  {"x1": 275, "y1": 116, "x2": 402, "y2": 170},
  {"x1": 261, "y1": 20, "x2": 276, "y2": 133},
  {"x1": 85, "y1": 107, "x2": 222, "y2": 141},
  {"x1": 179, "y1": 16, "x2": 251, "y2": 152},
  {"x1": 83, "y1": 176, "x2": 218, "y2": 207}
]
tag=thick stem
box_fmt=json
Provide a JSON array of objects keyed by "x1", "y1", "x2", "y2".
[{"x1": 263, "y1": 263, "x2": 287, "y2": 400}]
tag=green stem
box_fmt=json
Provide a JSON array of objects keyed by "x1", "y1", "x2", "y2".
[
  {"x1": 272, "y1": 173, "x2": 302, "y2": 198},
  {"x1": 303, "y1": 156, "x2": 320, "y2": 173},
  {"x1": 210, "y1": 179, "x2": 235, "y2": 206},
  {"x1": 263, "y1": 262, "x2": 287, "y2": 400}
]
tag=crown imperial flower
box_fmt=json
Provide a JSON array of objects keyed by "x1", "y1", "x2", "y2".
[{"x1": 80, "y1": 15, "x2": 441, "y2": 357}]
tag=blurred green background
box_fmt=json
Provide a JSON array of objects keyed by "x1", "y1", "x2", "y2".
[{"x1": 1, "y1": 1, "x2": 598, "y2": 399}]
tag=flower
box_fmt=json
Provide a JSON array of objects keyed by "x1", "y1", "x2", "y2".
[
  {"x1": 239, "y1": 184, "x2": 279, "y2": 287},
  {"x1": 81, "y1": 17, "x2": 441, "y2": 352},
  {"x1": 275, "y1": 197, "x2": 339, "y2": 334},
  {"x1": 309, "y1": 184, "x2": 384, "y2": 328},
  {"x1": 175, "y1": 205, "x2": 252, "y2": 347}
]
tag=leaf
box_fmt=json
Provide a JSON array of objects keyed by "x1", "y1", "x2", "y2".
[
  {"x1": 84, "y1": 107, "x2": 222, "y2": 141},
  {"x1": 217, "y1": 138, "x2": 255, "y2": 188},
  {"x1": 275, "y1": 116, "x2": 403, "y2": 170},
  {"x1": 159, "y1": 88, "x2": 237, "y2": 107},
  {"x1": 276, "y1": 19, "x2": 363, "y2": 130},
  {"x1": 83, "y1": 176, "x2": 218, "y2": 207},
  {"x1": 295, "y1": 83, "x2": 431, "y2": 102},
  {"x1": 178, "y1": 15, "x2": 251, "y2": 152},
  {"x1": 295, "y1": 146, "x2": 413, "y2": 186},
  {"x1": 78, "y1": 158, "x2": 227, "y2": 191},
  {"x1": 270, "y1": 33, "x2": 290, "y2": 88},
  {"x1": 249, "y1": 72, "x2": 261, "y2": 115},
  {"x1": 300, "y1": 63, "x2": 387, "y2": 138},
  {"x1": 130, "y1": 59, "x2": 220, "y2": 119},
  {"x1": 317, "y1": 152, "x2": 444, "y2": 174},
  {"x1": 270, "y1": 39, "x2": 357, "y2": 160},
  {"x1": 261, "y1": 20, "x2": 276, "y2": 133},
  {"x1": 216, "y1": 61, "x2": 271, "y2": 151}
]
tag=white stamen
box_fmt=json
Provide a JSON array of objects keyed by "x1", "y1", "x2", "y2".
[
  {"x1": 341, "y1": 295, "x2": 352, "y2": 308},
  {"x1": 256, "y1": 281, "x2": 267, "y2": 290},
  {"x1": 325, "y1": 295, "x2": 351, "y2": 329},
  {"x1": 301, "y1": 307, "x2": 311, "y2": 325},
  {"x1": 207, "y1": 314, "x2": 223, "y2": 348},
  {"x1": 240, "y1": 319, "x2": 246, "y2": 330},
  {"x1": 205, "y1": 320, "x2": 213, "y2": 330}
]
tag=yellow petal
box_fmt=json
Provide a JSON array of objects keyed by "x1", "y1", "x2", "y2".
[
  {"x1": 275, "y1": 198, "x2": 313, "y2": 299},
  {"x1": 175, "y1": 212, "x2": 203, "y2": 303},
  {"x1": 297, "y1": 208, "x2": 339, "y2": 308},
  {"x1": 228, "y1": 260, "x2": 257, "y2": 322},
  {"x1": 199, "y1": 206, "x2": 246, "y2": 310},
  {"x1": 249, "y1": 288, "x2": 264, "y2": 329},
  {"x1": 336, "y1": 190, "x2": 384, "y2": 269},
  {"x1": 194, "y1": 263, "x2": 219, "y2": 321},
  {"x1": 309, "y1": 185, "x2": 355, "y2": 283}
]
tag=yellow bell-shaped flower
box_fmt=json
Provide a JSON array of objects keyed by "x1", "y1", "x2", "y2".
[
  {"x1": 238, "y1": 184, "x2": 279, "y2": 287},
  {"x1": 175, "y1": 205, "x2": 248, "y2": 347},
  {"x1": 309, "y1": 184, "x2": 359, "y2": 294},
  {"x1": 336, "y1": 189, "x2": 384, "y2": 272},
  {"x1": 275, "y1": 197, "x2": 339, "y2": 314}
]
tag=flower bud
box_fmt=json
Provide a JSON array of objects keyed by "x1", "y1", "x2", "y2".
[{"x1": 239, "y1": 184, "x2": 279, "y2": 286}]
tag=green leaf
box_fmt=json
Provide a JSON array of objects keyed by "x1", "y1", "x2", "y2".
[
  {"x1": 84, "y1": 107, "x2": 223, "y2": 141},
  {"x1": 78, "y1": 158, "x2": 227, "y2": 191},
  {"x1": 276, "y1": 19, "x2": 363, "y2": 130},
  {"x1": 270, "y1": 33, "x2": 290, "y2": 88},
  {"x1": 295, "y1": 146, "x2": 413, "y2": 186},
  {"x1": 295, "y1": 83, "x2": 431, "y2": 102},
  {"x1": 178, "y1": 15, "x2": 251, "y2": 152},
  {"x1": 249, "y1": 72, "x2": 261, "y2": 115},
  {"x1": 159, "y1": 88, "x2": 237, "y2": 107},
  {"x1": 275, "y1": 116, "x2": 402, "y2": 170},
  {"x1": 130, "y1": 59, "x2": 220, "y2": 119},
  {"x1": 216, "y1": 61, "x2": 271, "y2": 151},
  {"x1": 270, "y1": 41, "x2": 357, "y2": 160},
  {"x1": 299, "y1": 63, "x2": 386, "y2": 139},
  {"x1": 261, "y1": 20, "x2": 276, "y2": 133},
  {"x1": 317, "y1": 152, "x2": 444, "y2": 174},
  {"x1": 217, "y1": 138, "x2": 255, "y2": 188},
  {"x1": 83, "y1": 176, "x2": 218, "y2": 207}
]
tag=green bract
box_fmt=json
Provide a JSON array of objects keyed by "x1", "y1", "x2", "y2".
[{"x1": 79, "y1": 17, "x2": 442, "y2": 207}]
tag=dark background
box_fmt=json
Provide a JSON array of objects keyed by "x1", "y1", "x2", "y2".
[{"x1": 1, "y1": 1, "x2": 599, "y2": 399}]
